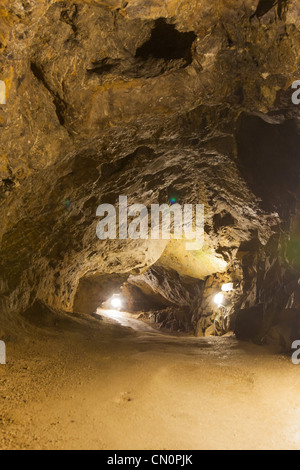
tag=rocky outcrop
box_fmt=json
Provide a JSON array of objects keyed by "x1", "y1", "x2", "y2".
[{"x1": 1, "y1": 0, "x2": 300, "y2": 345}]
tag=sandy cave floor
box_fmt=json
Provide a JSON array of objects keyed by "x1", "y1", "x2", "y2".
[{"x1": 1, "y1": 311, "x2": 300, "y2": 450}]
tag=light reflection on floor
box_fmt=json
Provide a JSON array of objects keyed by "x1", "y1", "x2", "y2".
[{"x1": 97, "y1": 308, "x2": 159, "y2": 333}]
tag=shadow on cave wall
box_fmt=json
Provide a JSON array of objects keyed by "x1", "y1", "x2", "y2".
[{"x1": 236, "y1": 113, "x2": 300, "y2": 219}]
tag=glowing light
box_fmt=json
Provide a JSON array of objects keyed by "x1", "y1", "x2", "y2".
[
  {"x1": 110, "y1": 297, "x2": 122, "y2": 310},
  {"x1": 222, "y1": 283, "x2": 234, "y2": 292},
  {"x1": 214, "y1": 292, "x2": 224, "y2": 307}
]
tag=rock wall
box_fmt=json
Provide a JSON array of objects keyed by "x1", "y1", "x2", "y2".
[{"x1": 1, "y1": 0, "x2": 300, "y2": 343}]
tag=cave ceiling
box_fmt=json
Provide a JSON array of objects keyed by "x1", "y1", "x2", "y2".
[{"x1": 0, "y1": 0, "x2": 300, "y2": 326}]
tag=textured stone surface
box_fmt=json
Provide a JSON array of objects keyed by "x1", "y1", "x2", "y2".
[{"x1": 1, "y1": 0, "x2": 300, "y2": 343}]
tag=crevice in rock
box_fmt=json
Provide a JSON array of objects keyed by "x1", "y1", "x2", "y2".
[
  {"x1": 60, "y1": 4, "x2": 78, "y2": 35},
  {"x1": 135, "y1": 19, "x2": 196, "y2": 63},
  {"x1": 87, "y1": 58, "x2": 122, "y2": 76},
  {"x1": 87, "y1": 19, "x2": 196, "y2": 81},
  {"x1": 1, "y1": 178, "x2": 15, "y2": 193},
  {"x1": 277, "y1": 0, "x2": 289, "y2": 20},
  {"x1": 213, "y1": 211, "x2": 235, "y2": 232},
  {"x1": 250, "y1": 0, "x2": 289, "y2": 20},
  {"x1": 30, "y1": 62, "x2": 66, "y2": 126},
  {"x1": 101, "y1": 146, "x2": 156, "y2": 180},
  {"x1": 250, "y1": 0, "x2": 277, "y2": 19}
]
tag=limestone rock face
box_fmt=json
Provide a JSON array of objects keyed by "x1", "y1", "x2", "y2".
[{"x1": 1, "y1": 0, "x2": 300, "y2": 342}]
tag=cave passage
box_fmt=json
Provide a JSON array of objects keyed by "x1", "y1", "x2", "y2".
[{"x1": 1, "y1": 0, "x2": 300, "y2": 452}]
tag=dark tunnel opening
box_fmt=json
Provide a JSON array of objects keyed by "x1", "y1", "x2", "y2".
[{"x1": 236, "y1": 113, "x2": 300, "y2": 217}]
